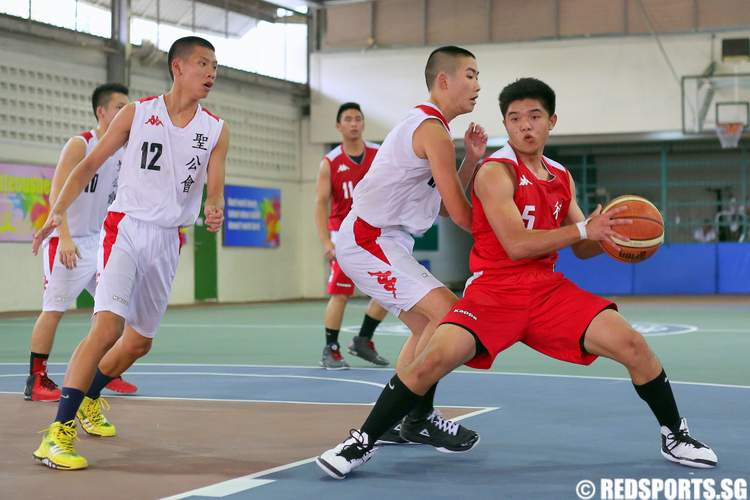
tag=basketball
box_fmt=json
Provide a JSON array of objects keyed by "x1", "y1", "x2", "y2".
[{"x1": 598, "y1": 195, "x2": 664, "y2": 263}]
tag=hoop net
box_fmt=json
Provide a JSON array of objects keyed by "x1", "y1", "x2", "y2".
[{"x1": 716, "y1": 122, "x2": 744, "y2": 149}]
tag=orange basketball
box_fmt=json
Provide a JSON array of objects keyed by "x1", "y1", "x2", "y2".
[{"x1": 598, "y1": 195, "x2": 664, "y2": 263}]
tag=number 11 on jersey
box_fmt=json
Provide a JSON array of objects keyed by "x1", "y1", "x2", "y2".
[{"x1": 342, "y1": 181, "x2": 354, "y2": 199}]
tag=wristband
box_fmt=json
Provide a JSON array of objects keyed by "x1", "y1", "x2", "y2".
[{"x1": 576, "y1": 220, "x2": 588, "y2": 240}]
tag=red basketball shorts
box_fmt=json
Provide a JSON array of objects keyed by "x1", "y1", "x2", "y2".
[{"x1": 441, "y1": 269, "x2": 616, "y2": 369}]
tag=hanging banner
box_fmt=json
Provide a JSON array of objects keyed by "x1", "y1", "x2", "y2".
[
  {"x1": 0, "y1": 163, "x2": 54, "y2": 242},
  {"x1": 223, "y1": 185, "x2": 281, "y2": 248}
]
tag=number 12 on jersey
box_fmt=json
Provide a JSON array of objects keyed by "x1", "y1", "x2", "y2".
[
  {"x1": 140, "y1": 142, "x2": 163, "y2": 171},
  {"x1": 342, "y1": 181, "x2": 354, "y2": 199}
]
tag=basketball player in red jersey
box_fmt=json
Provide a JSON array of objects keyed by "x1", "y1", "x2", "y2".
[
  {"x1": 315, "y1": 103, "x2": 390, "y2": 370},
  {"x1": 30, "y1": 36, "x2": 228, "y2": 470},
  {"x1": 25, "y1": 84, "x2": 138, "y2": 402},
  {"x1": 317, "y1": 78, "x2": 716, "y2": 479}
]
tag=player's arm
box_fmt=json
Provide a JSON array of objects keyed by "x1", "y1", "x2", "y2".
[
  {"x1": 204, "y1": 123, "x2": 229, "y2": 233},
  {"x1": 414, "y1": 120, "x2": 471, "y2": 232},
  {"x1": 314, "y1": 158, "x2": 335, "y2": 261},
  {"x1": 475, "y1": 162, "x2": 630, "y2": 260},
  {"x1": 563, "y1": 174, "x2": 605, "y2": 259},
  {"x1": 48, "y1": 137, "x2": 86, "y2": 269},
  {"x1": 32, "y1": 103, "x2": 134, "y2": 254}
]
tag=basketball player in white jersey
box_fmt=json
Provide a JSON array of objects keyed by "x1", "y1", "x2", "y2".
[
  {"x1": 26, "y1": 83, "x2": 138, "y2": 402},
  {"x1": 30, "y1": 36, "x2": 228, "y2": 471},
  {"x1": 317, "y1": 46, "x2": 488, "y2": 466}
]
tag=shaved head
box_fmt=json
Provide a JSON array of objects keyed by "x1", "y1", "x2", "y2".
[
  {"x1": 424, "y1": 45, "x2": 476, "y2": 90},
  {"x1": 167, "y1": 36, "x2": 215, "y2": 80}
]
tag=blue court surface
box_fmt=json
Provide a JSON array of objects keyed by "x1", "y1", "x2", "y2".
[{"x1": 1, "y1": 362, "x2": 746, "y2": 499}]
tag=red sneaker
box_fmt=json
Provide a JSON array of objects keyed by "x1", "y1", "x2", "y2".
[
  {"x1": 24, "y1": 373, "x2": 61, "y2": 402},
  {"x1": 105, "y1": 376, "x2": 138, "y2": 394}
]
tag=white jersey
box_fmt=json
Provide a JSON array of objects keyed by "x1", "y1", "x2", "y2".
[
  {"x1": 53, "y1": 130, "x2": 122, "y2": 238},
  {"x1": 351, "y1": 102, "x2": 448, "y2": 236},
  {"x1": 109, "y1": 95, "x2": 224, "y2": 228}
]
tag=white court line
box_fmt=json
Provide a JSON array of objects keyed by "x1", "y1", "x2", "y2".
[
  {"x1": 0, "y1": 362, "x2": 747, "y2": 389},
  {"x1": 161, "y1": 406, "x2": 499, "y2": 500},
  {"x1": 0, "y1": 320, "x2": 746, "y2": 333},
  {"x1": 0, "y1": 322, "x2": 327, "y2": 329},
  {"x1": 0, "y1": 389, "x2": 486, "y2": 409},
  {"x1": 0, "y1": 371, "x2": 385, "y2": 389}
]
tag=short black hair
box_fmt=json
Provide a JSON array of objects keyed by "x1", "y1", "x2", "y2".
[
  {"x1": 167, "y1": 36, "x2": 216, "y2": 80},
  {"x1": 425, "y1": 45, "x2": 476, "y2": 90},
  {"x1": 91, "y1": 83, "x2": 129, "y2": 118},
  {"x1": 336, "y1": 102, "x2": 363, "y2": 123},
  {"x1": 498, "y1": 77, "x2": 556, "y2": 117}
]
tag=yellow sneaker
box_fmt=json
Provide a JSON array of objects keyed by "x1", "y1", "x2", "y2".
[
  {"x1": 33, "y1": 420, "x2": 88, "y2": 470},
  {"x1": 76, "y1": 396, "x2": 116, "y2": 437}
]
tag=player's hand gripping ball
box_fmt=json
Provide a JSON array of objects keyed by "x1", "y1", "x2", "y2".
[{"x1": 599, "y1": 195, "x2": 664, "y2": 263}]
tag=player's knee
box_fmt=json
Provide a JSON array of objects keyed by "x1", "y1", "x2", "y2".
[
  {"x1": 414, "y1": 348, "x2": 448, "y2": 381},
  {"x1": 89, "y1": 326, "x2": 121, "y2": 351},
  {"x1": 123, "y1": 335, "x2": 152, "y2": 358},
  {"x1": 620, "y1": 332, "x2": 651, "y2": 368}
]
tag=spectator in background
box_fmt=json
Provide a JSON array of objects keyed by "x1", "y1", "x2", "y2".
[{"x1": 693, "y1": 220, "x2": 717, "y2": 243}]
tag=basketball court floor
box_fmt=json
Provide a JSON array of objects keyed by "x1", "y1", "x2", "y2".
[{"x1": 1, "y1": 297, "x2": 747, "y2": 499}]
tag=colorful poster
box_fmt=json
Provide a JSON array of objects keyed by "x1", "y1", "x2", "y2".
[
  {"x1": 223, "y1": 185, "x2": 281, "y2": 248},
  {"x1": 0, "y1": 163, "x2": 54, "y2": 242}
]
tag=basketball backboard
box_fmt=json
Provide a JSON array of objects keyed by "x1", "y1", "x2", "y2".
[{"x1": 682, "y1": 73, "x2": 750, "y2": 136}]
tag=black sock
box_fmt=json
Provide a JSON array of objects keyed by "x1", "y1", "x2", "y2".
[
  {"x1": 357, "y1": 314, "x2": 381, "y2": 340},
  {"x1": 325, "y1": 328, "x2": 340, "y2": 346},
  {"x1": 54, "y1": 387, "x2": 85, "y2": 424},
  {"x1": 633, "y1": 369, "x2": 681, "y2": 433},
  {"x1": 86, "y1": 368, "x2": 114, "y2": 400},
  {"x1": 407, "y1": 382, "x2": 437, "y2": 419},
  {"x1": 361, "y1": 374, "x2": 421, "y2": 444},
  {"x1": 30, "y1": 352, "x2": 49, "y2": 375}
]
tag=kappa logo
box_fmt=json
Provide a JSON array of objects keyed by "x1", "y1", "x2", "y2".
[
  {"x1": 553, "y1": 200, "x2": 562, "y2": 220},
  {"x1": 337, "y1": 165, "x2": 350, "y2": 173},
  {"x1": 368, "y1": 270, "x2": 398, "y2": 299},
  {"x1": 145, "y1": 115, "x2": 163, "y2": 126},
  {"x1": 453, "y1": 308, "x2": 478, "y2": 321},
  {"x1": 519, "y1": 175, "x2": 532, "y2": 187}
]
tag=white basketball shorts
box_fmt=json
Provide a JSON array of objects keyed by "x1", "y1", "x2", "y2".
[
  {"x1": 335, "y1": 212, "x2": 443, "y2": 317},
  {"x1": 42, "y1": 234, "x2": 98, "y2": 312},
  {"x1": 94, "y1": 212, "x2": 180, "y2": 338}
]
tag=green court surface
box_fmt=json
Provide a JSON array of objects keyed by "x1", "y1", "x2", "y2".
[{"x1": 1, "y1": 297, "x2": 748, "y2": 387}]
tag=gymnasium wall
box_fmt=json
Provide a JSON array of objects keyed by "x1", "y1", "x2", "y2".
[
  {"x1": 557, "y1": 243, "x2": 750, "y2": 295},
  {"x1": 0, "y1": 27, "x2": 328, "y2": 313},
  {"x1": 309, "y1": 29, "x2": 750, "y2": 143}
]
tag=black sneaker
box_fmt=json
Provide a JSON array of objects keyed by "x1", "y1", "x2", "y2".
[
  {"x1": 661, "y1": 418, "x2": 717, "y2": 468},
  {"x1": 399, "y1": 409, "x2": 480, "y2": 453},
  {"x1": 374, "y1": 420, "x2": 408, "y2": 445},
  {"x1": 348, "y1": 336, "x2": 390, "y2": 366}
]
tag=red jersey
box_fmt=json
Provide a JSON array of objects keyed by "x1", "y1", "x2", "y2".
[
  {"x1": 469, "y1": 144, "x2": 572, "y2": 274},
  {"x1": 325, "y1": 141, "x2": 379, "y2": 230}
]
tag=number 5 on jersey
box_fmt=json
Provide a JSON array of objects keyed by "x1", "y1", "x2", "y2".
[
  {"x1": 140, "y1": 142, "x2": 163, "y2": 171},
  {"x1": 522, "y1": 205, "x2": 535, "y2": 230}
]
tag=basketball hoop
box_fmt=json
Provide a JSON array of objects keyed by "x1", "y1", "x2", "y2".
[{"x1": 716, "y1": 122, "x2": 744, "y2": 149}]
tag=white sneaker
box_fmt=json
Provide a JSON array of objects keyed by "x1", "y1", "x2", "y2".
[
  {"x1": 316, "y1": 430, "x2": 377, "y2": 479},
  {"x1": 661, "y1": 418, "x2": 717, "y2": 468}
]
